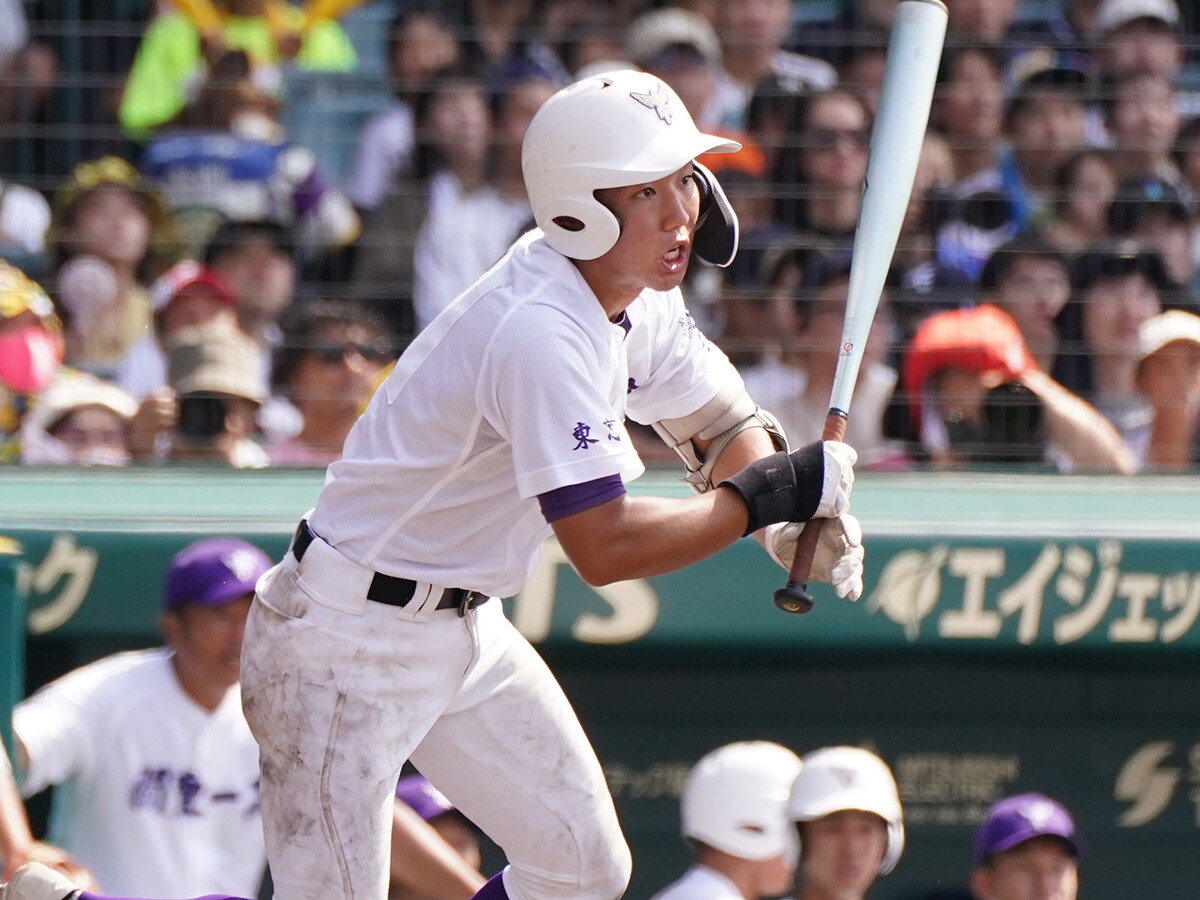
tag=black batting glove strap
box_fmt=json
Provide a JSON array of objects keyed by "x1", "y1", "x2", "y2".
[{"x1": 718, "y1": 441, "x2": 825, "y2": 536}]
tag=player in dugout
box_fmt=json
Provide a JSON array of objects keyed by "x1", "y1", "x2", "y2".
[
  {"x1": 3, "y1": 69, "x2": 864, "y2": 900},
  {"x1": 651, "y1": 741, "x2": 804, "y2": 900}
]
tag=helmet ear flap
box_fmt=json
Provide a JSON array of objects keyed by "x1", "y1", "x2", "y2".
[
  {"x1": 691, "y1": 162, "x2": 739, "y2": 268},
  {"x1": 541, "y1": 194, "x2": 621, "y2": 261}
]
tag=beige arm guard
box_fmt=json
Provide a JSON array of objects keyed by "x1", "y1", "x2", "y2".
[{"x1": 651, "y1": 382, "x2": 788, "y2": 493}]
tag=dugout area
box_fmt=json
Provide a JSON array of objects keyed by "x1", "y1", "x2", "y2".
[{"x1": 2, "y1": 467, "x2": 1199, "y2": 899}]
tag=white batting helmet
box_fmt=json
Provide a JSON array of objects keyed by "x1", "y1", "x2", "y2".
[
  {"x1": 788, "y1": 746, "x2": 905, "y2": 875},
  {"x1": 521, "y1": 68, "x2": 741, "y2": 263},
  {"x1": 680, "y1": 741, "x2": 804, "y2": 862}
]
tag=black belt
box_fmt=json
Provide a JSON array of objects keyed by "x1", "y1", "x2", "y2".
[{"x1": 290, "y1": 520, "x2": 488, "y2": 617}]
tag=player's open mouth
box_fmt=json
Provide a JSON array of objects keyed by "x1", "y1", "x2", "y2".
[{"x1": 660, "y1": 243, "x2": 688, "y2": 274}]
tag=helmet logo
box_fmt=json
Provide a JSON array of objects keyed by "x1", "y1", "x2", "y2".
[
  {"x1": 830, "y1": 765, "x2": 858, "y2": 789},
  {"x1": 630, "y1": 84, "x2": 673, "y2": 124}
]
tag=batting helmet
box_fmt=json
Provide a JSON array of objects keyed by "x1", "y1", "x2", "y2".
[
  {"x1": 521, "y1": 69, "x2": 740, "y2": 264},
  {"x1": 680, "y1": 741, "x2": 804, "y2": 862},
  {"x1": 787, "y1": 746, "x2": 905, "y2": 875}
]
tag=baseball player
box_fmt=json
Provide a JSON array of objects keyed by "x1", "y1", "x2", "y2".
[
  {"x1": 970, "y1": 793, "x2": 1083, "y2": 900},
  {"x1": 651, "y1": 742, "x2": 804, "y2": 900},
  {"x1": 788, "y1": 746, "x2": 904, "y2": 900},
  {"x1": 3, "y1": 69, "x2": 864, "y2": 900},
  {"x1": 9, "y1": 537, "x2": 271, "y2": 898},
  {"x1": 391, "y1": 774, "x2": 485, "y2": 900}
]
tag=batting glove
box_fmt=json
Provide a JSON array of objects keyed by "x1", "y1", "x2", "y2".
[
  {"x1": 765, "y1": 514, "x2": 865, "y2": 601},
  {"x1": 719, "y1": 440, "x2": 857, "y2": 536}
]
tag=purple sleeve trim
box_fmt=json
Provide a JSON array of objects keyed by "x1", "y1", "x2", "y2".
[{"x1": 538, "y1": 474, "x2": 626, "y2": 523}]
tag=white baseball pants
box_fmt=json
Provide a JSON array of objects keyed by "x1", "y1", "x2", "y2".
[{"x1": 239, "y1": 534, "x2": 631, "y2": 900}]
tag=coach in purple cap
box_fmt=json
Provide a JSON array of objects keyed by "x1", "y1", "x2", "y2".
[
  {"x1": 392, "y1": 774, "x2": 484, "y2": 900},
  {"x1": 970, "y1": 792, "x2": 1084, "y2": 900},
  {"x1": 9, "y1": 536, "x2": 273, "y2": 898}
]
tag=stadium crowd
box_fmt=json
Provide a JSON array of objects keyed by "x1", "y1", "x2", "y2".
[{"x1": 1, "y1": 0, "x2": 1199, "y2": 473}]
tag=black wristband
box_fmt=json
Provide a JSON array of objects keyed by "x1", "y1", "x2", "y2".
[{"x1": 718, "y1": 441, "x2": 825, "y2": 536}]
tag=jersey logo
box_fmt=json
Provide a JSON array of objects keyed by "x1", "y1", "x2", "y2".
[
  {"x1": 630, "y1": 85, "x2": 673, "y2": 124},
  {"x1": 573, "y1": 422, "x2": 599, "y2": 450}
]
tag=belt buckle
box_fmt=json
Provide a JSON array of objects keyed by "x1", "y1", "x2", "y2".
[{"x1": 456, "y1": 590, "x2": 484, "y2": 618}]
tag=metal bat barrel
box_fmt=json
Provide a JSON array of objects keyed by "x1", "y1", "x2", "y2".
[{"x1": 774, "y1": 0, "x2": 948, "y2": 615}]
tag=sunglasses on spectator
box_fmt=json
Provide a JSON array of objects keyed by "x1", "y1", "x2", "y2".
[
  {"x1": 310, "y1": 341, "x2": 394, "y2": 364},
  {"x1": 805, "y1": 129, "x2": 870, "y2": 151}
]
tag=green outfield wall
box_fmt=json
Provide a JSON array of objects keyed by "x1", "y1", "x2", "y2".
[{"x1": 2, "y1": 468, "x2": 1199, "y2": 899}]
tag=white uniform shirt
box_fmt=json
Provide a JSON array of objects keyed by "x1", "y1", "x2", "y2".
[
  {"x1": 310, "y1": 229, "x2": 743, "y2": 597},
  {"x1": 652, "y1": 865, "x2": 747, "y2": 900},
  {"x1": 14, "y1": 649, "x2": 264, "y2": 898}
]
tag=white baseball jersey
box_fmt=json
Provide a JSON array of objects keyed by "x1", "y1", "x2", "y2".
[
  {"x1": 651, "y1": 865, "x2": 747, "y2": 900},
  {"x1": 309, "y1": 228, "x2": 744, "y2": 597},
  {"x1": 13, "y1": 649, "x2": 264, "y2": 898}
]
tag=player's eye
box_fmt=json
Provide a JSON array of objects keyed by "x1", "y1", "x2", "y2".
[{"x1": 637, "y1": 186, "x2": 656, "y2": 198}]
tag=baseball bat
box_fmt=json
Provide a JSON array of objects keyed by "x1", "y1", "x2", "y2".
[{"x1": 773, "y1": 0, "x2": 948, "y2": 614}]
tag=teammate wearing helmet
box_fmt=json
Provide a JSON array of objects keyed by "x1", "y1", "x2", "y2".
[
  {"x1": 653, "y1": 742, "x2": 804, "y2": 900},
  {"x1": 2, "y1": 70, "x2": 865, "y2": 900},
  {"x1": 787, "y1": 747, "x2": 904, "y2": 900}
]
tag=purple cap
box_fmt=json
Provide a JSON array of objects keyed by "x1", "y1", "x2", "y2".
[
  {"x1": 396, "y1": 774, "x2": 459, "y2": 821},
  {"x1": 163, "y1": 537, "x2": 272, "y2": 611},
  {"x1": 973, "y1": 793, "x2": 1085, "y2": 864}
]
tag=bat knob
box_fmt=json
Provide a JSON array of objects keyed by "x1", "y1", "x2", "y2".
[{"x1": 773, "y1": 581, "x2": 815, "y2": 614}]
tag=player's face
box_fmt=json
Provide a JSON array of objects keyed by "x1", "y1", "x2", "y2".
[
  {"x1": 581, "y1": 164, "x2": 700, "y2": 312},
  {"x1": 796, "y1": 811, "x2": 887, "y2": 900},
  {"x1": 165, "y1": 594, "x2": 254, "y2": 696},
  {"x1": 970, "y1": 836, "x2": 1078, "y2": 900}
]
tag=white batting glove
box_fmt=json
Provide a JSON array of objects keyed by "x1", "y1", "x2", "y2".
[
  {"x1": 816, "y1": 441, "x2": 857, "y2": 519},
  {"x1": 765, "y1": 514, "x2": 865, "y2": 601}
]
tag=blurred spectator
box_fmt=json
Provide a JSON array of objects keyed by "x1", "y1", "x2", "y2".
[
  {"x1": 1043, "y1": 148, "x2": 1119, "y2": 253},
  {"x1": 944, "y1": 0, "x2": 1022, "y2": 48},
  {"x1": 116, "y1": 259, "x2": 240, "y2": 400},
  {"x1": 0, "y1": 0, "x2": 57, "y2": 155},
  {"x1": 1008, "y1": 0, "x2": 1102, "y2": 52},
  {"x1": 0, "y1": 172, "x2": 51, "y2": 275},
  {"x1": 449, "y1": 0, "x2": 569, "y2": 98},
  {"x1": 203, "y1": 218, "x2": 297, "y2": 356},
  {"x1": 11, "y1": 536, "x2": 271, "y2": 896},
  {"x1": 354, "y1": 68, "x2": 543, "y2": 334},
  {"x1": 1136, "y1": 310, "x2": 1200, "y2": 469},
  {"x1": 999, "y1": 47, "x2": 1095, "y2": 232},
  {"x1": 787, "y1": 0, "x2": 896, "y2": 70},
  {"x1": 345, "y1": 8, "x2": 462, "y2": 213},
  {"x1": 891, "y1": 131, "x2": 973, "y2": 334},
  {"x1": 119, "y1": 0, "x2": 358, "y2": 138},
  {"x1": 932, "y1": 44, "x2": 1006, "y2": 185},
  {"x1": 544, "y1": 2, "x2": 628, "y2": 79},
  {"x1": 141, "y1": 49, "x2": 360, "y2": 263},
  {"x1": 742, "y1": 248, "x2": 906, "y2": 468},
  {"x1": 391, "y1": 774, "x2": 484, "y2": 900},
  {"x1": 0, "y1": 260, "x2": 65, "y2": 460},
  {"x1": 838, "y1": 41, "x2": 888, "y2": 118},
  {"x1": 978, "y1": 232, "x2": 1073, "y2": 372},
  {"x1": 162, "y1": 322, "x2": 270, "y2": 467},
  {"x1": 898, "y1": 303, "x2": 1134, "y2": 470},
  {"x1": 19, "y1": 370, "x2": 138, "y2": 466},
  {"x1": 1174, "y1": 115, "x2": 1200, "y2": 199},
  {"x1": 718, "y1": 238, "x2": 805, "y2": 370},
  {"x1": 711, "y1": 0, "x2": 836, "y2": 131},
  {"x1": 1107, "y1": 174, "x2": 1195, "y2": 301},
  {"x1": 1089, "y1": 0, "x2": 1184, "y2": 83},
  {"x1": 50, "y1": 157, "x2": 165, "y2": 380},
  {"x1": 626, "y1": 7, "x2": 723, "y2": 131},
  {"x1": 268, "y1": 298, "x2": 396, "y2": 467},
  {"x1": 1103, "y1": 69, "x2": 1182, "y2": 183},
  {"x1": 970, "y1": 793, "x2": 1084, "y2": 900},
  {"x1": 773, "y1": 88, "x2": 870, "y2": 242},
  {"x1": 1054, "y1": 241, "x2": 1169, "y2": 462}
]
